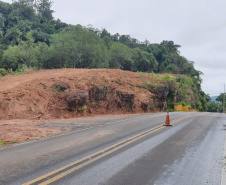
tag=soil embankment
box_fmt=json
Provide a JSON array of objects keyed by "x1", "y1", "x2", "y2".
[
  {"x1": 0, "y1": 69, "x2": 162, "y2": 120},
  {"x1": 0, "y1": 69, "x2": 163, "y2": 144}
]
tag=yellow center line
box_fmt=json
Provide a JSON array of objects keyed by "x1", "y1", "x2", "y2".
[
  {"x1": 40, "y1": 126, "x2": 165, "y2": 185},
  {"x1": 23, "y1": 113, "x2": 197, "y2": 185}
]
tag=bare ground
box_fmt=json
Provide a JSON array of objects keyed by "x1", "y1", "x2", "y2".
[{"x1": 0, "y1": 69, "x2": 161, "y2": 144}]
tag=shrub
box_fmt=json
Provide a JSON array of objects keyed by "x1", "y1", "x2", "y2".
[
  {"x1": 137, "y1": 71, "x2": 144, "y2": 78},
  {"x1": 131, "y1": 83, "x2": 137, "y2": 87},
  {"x1": 78, "y1": 105, "x2": 87, "y2": 112},
  {"x1": 167, "y1": 98, "x2": 175, "y2": 109},
  {"x1": 162, "y1": 73, "x2": 171, "y2": 81},
  {"x1": 6, "y1": 65, "x2": 37, "y2": 75},
  {"x1": 0, "y1": 140, "x2": 6, "y2": 146},
  {"x1": 55, "y1": 86, "x2": 62, "y2": 92},
  {"x1": 0, "y1": 68, "x2": 8, "y2": 76},
  {"x1": 180, "y1": 101, "x2": 186, "y2": 106},
  {"x1": 16, "y1": 64, "x2": 35, "y2": 74},
  {"x1": 150, "y1": 71, "x2": 158, "y2": 79}
]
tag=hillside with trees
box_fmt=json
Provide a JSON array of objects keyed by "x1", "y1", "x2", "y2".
[{"x1": 0, "y1": 0, "x2": 211, "y2": 111}]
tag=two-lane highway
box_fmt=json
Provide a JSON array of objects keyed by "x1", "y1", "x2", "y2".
[{"x1": 0, "y1": 112, "x2": 225, "y2": 185}]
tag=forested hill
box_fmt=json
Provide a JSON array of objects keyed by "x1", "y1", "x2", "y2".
[
  {"x1": 0, "y1": 0, "x2": 201, "y2": 75},
  {"x1": 0, "y1": 0, "x2": 210, "y2": 111}
]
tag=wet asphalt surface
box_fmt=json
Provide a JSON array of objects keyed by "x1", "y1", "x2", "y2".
[{"x1": 0, "y1": 112, "x2": 225, "y2": 185}]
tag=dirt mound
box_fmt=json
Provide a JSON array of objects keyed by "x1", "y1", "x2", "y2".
[{"x1": 0, "y1": 69, "x2": 163, "y2": 120}]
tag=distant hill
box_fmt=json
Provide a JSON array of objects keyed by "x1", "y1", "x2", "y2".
[{"x1": 211, "y1": 96, "x2": 219, "y2": 102}]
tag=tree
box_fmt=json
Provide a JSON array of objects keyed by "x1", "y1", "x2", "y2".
[
  {"x1": 207, "y1": 101, "x2": 219, "y2": 112},
  {"x1": 1, "y1": 45, "x2": 22, "y2": 69},
  {"x1": 36, "y1": 0, "x2": 54, "y2": 20},
  {"x1": 32, "y1": 28, "x2": 50, "y2": 44},
  {"x1": 148, "y1": 43, "x2": 167, "y2": 68},
  {"x1": 109, "y1": 42, "x2": 132, "y2": 69},
  {"x1": 48, "y1": 31, "x2": 80, "y2": 68},
  {"x1": 17, "y1": 20, "x2": 32, "y2": 39},
  {"x1": 0, "y1": 13, "x2": 5, "y2": 38},
  {"x1": 12, "y1": 0, "x2": 35, "y2": 20},
  {"x1": 0, "y1": 1, "x2": 12, "y2": 17},
  {"x1": 132, "y1": 48, "x2": 158, "y2": 72},
  {"x1": 34, "y1": 41, "x2": 49, "y2": 68},
  {"x1": 4, "y1": 27, "x2": 22, "y2": 45},
  {"x1": 52, "y1": 19, "x2": 68, "y2": 31},
  {"x1": 100, "y1": 28, "x2": 111, "y2": 39},
  {"x1": 0, "y1": 13, "x2": 5, "y2": 28},
  {"x1": 119, "y1": 35, "x2": 139, "y2": 48},
  {"x1": 216, "y1": 93, "x2": 226, "y2": 105},
  {"x1": 19, "y1": 32, "x2": 37, "y2": 67},
  {"x1": 102, "y1": 36, "x2": 113, "y2": 50},
  {"x1": 46, "y1": 25, "x2": 109, "y2": 69},
  {"x1": 160, "y1": 40, "x2": 180, "y2": 56}
]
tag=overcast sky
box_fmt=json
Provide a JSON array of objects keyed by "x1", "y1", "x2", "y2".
[{"x1": 3, "y1": 0, "x2": 226, "y2": 96}]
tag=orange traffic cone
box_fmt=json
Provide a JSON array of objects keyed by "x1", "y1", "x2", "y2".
[{"x1": 163, "y1": 111, "x2": 172, "y2": 126}]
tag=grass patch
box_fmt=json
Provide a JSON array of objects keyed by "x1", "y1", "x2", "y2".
[
  {"x1": 0, "y1": 140, "x2": 6, "y2": 146},
  {"x1": 78, "y1": 105, "x2": 87, "y2": 112},
  {"x1": 55, "y1": 86, "x2": 62, "y2": 92},
  {"x1": 12, "y1": 139, "x2": 18, "y2": 143},
  {"x1": 137, "y1": 71, "x2": 144, "y2": 78},
  {"x1": 150, "y1": 71, "x2": 158, "y2": 79},
  {"x1": 41, "y1": 83, "x2": 47, "y2": 89},
  {"x1": 131, "y1": 83, "x2": 137, "y2": 87}
]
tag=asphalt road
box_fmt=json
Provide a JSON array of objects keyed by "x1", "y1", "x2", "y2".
[{"x1": 0, "y1": 112, "x2": 225, "y2": 185}]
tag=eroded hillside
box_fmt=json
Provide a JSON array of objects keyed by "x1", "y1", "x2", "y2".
[{"x1": 0, "y1": 69, "x2": 198, "y2": 121}]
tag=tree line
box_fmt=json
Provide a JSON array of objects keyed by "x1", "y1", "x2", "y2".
[
  {"x1": 0, "y1": 0, "x2": 211, "y2": 111},
  {"x1": 207, "y1": 93, "x2": 226, "y2": 113}
]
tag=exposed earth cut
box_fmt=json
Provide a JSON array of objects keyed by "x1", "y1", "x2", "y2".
[
  {"x1": 0, "y1": 69, "x2": 164, "y2": 121},
  {"x1": 0, "y1": 69, "x2": 194, "y2": 144}
]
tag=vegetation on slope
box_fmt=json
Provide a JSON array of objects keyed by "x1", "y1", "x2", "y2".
[{"x1": 0, "y1": 0, "x2": 212, "y2": 111}]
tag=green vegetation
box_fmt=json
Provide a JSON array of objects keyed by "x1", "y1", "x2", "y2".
[
  {"x1": 161, "y1": 73, "x2": 171, "y2": 81},
  {"x1": 78, "y1": 105, "x2": 87, "y2": 112},
  {"x1": 135, "y1": 74, "x2": 210, "y2": 111},
  {"x1": 207, "y1": 93, "x2": 226, "y2": 112},
  {"x1": 41, "y1": 83, "x2": 47, "y2": 88},
  {"x1": 180, "y1": 101, "x2": 186, "y2": 106},
  {"x1": 216, "y1": 93, "x2": 226, "y2": 105},
  {"x1": 0, "y1": 68, "x2": 7, "y2": 76},
  {"x1": 0, "y1": 0, "x2": 202, "y2": 75},
  {"x1": 0, "y1": 0, "x2": 210, "y2": 112},
  {"x1": 150, "y1": 71, "x2": 158, "y2": 79},
  {"x1": 55, "y1": 86, "x2": 62, "y2": 92},
  {"x1": 137, "y1": 71, "x2": 145, "y2": 78},
  {"x1": 0, "y1": 140, "x2": 6, "y2": 146},
  {"x1": 207, "y1": 101, "x2": 219, "y2": 112}
]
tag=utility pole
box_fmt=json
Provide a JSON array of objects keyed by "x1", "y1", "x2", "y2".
[{"x1": 224, "y1": 84, "x2": 225, "y2": 113}]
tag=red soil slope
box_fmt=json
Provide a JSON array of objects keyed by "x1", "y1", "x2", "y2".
[
  {"x1": 0, "y1": 69, "x2": 160, "y2": 120},
  {"x1": 0, "y1": 69, "x2": 162, "y2": 144}
]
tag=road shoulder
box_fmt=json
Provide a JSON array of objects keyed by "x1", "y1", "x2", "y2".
[{"x1": 221, "y1": 126, "x2": 226, "y2": 185}]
